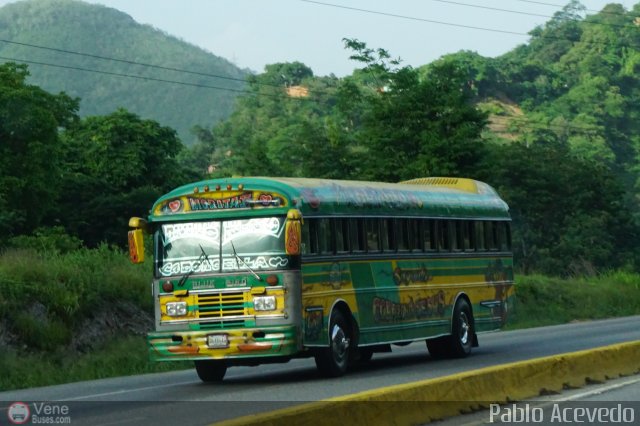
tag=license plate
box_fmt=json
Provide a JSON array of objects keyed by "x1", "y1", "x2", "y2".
[{"x1": 207, "y1": 334, "x2": 229, "y2": 348}]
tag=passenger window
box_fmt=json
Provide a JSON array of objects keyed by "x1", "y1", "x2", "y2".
[
  {"x1": 438, "y1": 220, "x2": 450, "y2": 251},
  {"x1": 335, "y1": 219, "x2": 349, "y2": 253},
  {"x1": 349, "y1": 218, "x2": 364, "y2": 252},
  {"x1": 424, "y1": 219, "x2": 436, "y2": 251},
  {"x1": 450, "y1": 220, "x2": 459, "y2": 251},
  {"x1": 475, "y1": 221, "x2": 485, "y2": 251},
  {"x1": 464, "y1": 221, "x2": 474, "y2": 251},
  {"x1": 381, "y1": 219, "x2": 393, "y2": 252},
  {"x1": 485, "y1": 221, "x2": 498, "y2": 251},
  {"x1": 365, "y1": 219, "x2": 380, "y2": 252},
  {"x1": 318, "y1": 219, "x2": 332, "y2": 254},
  {"x1": 301, "y1": 221, "x2": 312, "y2": 255},
  {"x1": 408, "y1": 219, "x2": 422, "y2": 252},
  {"x1": 396, "y1": 219, "x2": 409, "y2": 252}
]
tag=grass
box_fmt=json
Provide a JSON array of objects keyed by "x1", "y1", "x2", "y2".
[
  {"x1": 508, "y1": 271, "x2": 640, "y2": 329},
  {"x1": 1, "y1": 242, "x2": 639, "y2": 391},
  {"x1": 0, "y1": 337, "x2": 190, "y2": 391}
]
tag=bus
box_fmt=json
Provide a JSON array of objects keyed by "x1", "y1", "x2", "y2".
[{"x1": 128, "y1": 177, "x2": 514, "y2": 381}]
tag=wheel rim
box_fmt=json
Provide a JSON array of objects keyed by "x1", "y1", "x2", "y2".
[
  {"x1": 459, "y1": 312, "x2": 470, "y2": 346},
  {"x1": 331, "y1": 324, "x2": 349, "y2": 363}
]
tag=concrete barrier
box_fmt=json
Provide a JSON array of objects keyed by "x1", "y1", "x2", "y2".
[{"x1": 214, "y1": 340, "x2": 640, "y2": 426}]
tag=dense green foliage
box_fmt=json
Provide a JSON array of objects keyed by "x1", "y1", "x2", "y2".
[
  {"x1": 0, "y1": 0, "x2": 247, "y2": 145},
  {"x1": 0, "y1": 62, "x2": 191, "y2": 246}
]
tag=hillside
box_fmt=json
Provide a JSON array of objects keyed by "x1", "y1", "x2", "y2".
[{"x1": 0, "y1": 0, "x2": 248, "y2": 145}]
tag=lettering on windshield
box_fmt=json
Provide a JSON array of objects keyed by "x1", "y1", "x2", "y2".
[
  {"x1": 162, "y1": 222, "x2": 219, "y2": 246},
  {"x1": 160, "y1": 255, "x2": 289, "y2": 276},
  {"x1": 222, "y1": 217, "x2": 283, "y2": 245}
]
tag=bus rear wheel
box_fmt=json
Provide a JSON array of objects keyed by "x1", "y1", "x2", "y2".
[
  {"x1": 194, "y1": 360, "x2": 227, "y2": 382},
  {"x1": 450, "y1": 298, "x2": 473, "y2": 357},
  {"x1": 426, "y1": 298, "x2": 473, "y2": 359},
  {"x1": 314, "y1": 309, "x2": 351, "y2": 377}
]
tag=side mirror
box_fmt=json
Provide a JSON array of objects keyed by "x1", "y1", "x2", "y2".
[
  {"x1": 128, "y1": 229, "x2": 145, "y2": 264},
  {"x1": 128, "y1": 217, "x2": 148, "y2": 264},
  {"x1": 285, "y1": 209, "x2": 303, "y2": 256}
]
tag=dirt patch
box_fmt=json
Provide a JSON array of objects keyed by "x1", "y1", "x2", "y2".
[{"x1": 71, "y1": 302, "x2": 153, "y2": 352}]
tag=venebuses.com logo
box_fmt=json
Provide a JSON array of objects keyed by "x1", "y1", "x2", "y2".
[
  {"x1": 6, "y1": 402, "x2": 71, "y2": 424},
  {"x1": 7, "y1": 402, "x2": 30, "y2": 424}
]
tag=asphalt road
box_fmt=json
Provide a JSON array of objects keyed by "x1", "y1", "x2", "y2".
[{"x1": 1, "y1": 316, "x2": 639, "y2": 425}]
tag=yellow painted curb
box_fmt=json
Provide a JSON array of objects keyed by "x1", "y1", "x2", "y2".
[{"x1": 214, "y1": 340, "x2": 640, "y2": 426}]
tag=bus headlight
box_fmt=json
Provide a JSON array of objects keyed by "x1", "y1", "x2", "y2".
[
  {"x1": 166, "y1": 301, "x2": 188, "y2": 316},
  {"x1": 254, "y1": 296, "x2": 276, "y2": 311}
]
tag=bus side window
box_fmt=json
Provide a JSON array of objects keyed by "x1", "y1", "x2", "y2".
[
  {"x1": 424, "y1": 219, "x2": 436, "y2": 252},
  {"x1": 366, "y1": 218, "x2": 381, "y2": 253},
  {"x1": 396, "y1": 219, "x2": 410, "y2": 252},
  {"x1": 409, "y1": 219, "x2": 422, "y2": 252},
  {"x1": 306, "y1": 219, "x2": 319, "y2": 254},
  {"x1": 335, "y1": 219, "x2": 350, "y2": 254},
  {"x1": 349, "y1": 218, "x2": 365, "y2": 253},
  {"x1": 464, "y1": 221, "x2": 474, "y2": 251},
  {"x1": 475, "y1": 221, "x2": 485, "y2": 251},
  {"x1": 450, "y1": 220, "x2": 459, "y2": 251},
  {"x1": 498, "y1": 222, "x2": 511, "y2": 251},
  {"x1": 301, "y1": 220, "x2": 311, "y2": 255},
  {"x1": 437, "y1": 220, "x2": 450, "y2": 252},
  {"x1": 485, "y1": 221, "x2": 497, "y2": 251},
  {"x1": 381, "y1": 218, "x2": 393, "y2": 252},
  {"x1": 318, "y1": 218, "x2": 332, "y2": 254}
]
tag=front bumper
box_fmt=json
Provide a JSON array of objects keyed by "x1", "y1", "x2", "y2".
[{"x1": 149, "y1": 325, "x2": 299, "y2": 361}]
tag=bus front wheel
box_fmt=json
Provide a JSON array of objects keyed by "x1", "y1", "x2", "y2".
[
  {"x1": 194, "y1": 360, "x2": 227, "y2": 382},
  {"x1": 314, "y1": 309, "x2": 351, "y2": 377}
]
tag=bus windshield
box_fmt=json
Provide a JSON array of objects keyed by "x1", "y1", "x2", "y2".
[{"x1": 156, "y1": 216, "x2": 288, "y2": 277}]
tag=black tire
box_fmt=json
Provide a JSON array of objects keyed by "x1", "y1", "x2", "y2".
[
  {"x1": 314, "y1": 309, "x2": 351, "y2": 377},
  {"x1": 449, "y1": 298, "x2": 474, "y2": 358},
  {"x1": 426, "y1": 299, "x2": 474, "y2": 359},
  {"x1": 194, "y1": 360, "x2": 227, "y2": 382}
]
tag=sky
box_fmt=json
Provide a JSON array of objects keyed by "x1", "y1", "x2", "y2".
[{"x1": 0, "y1": 0, "x2": 638, "y2": 76}]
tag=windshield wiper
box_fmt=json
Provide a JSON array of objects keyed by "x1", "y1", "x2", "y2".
[
  {"x1": 230, "y1": 241, "x2": 263, "y2": 281},
  {"x1": 177, "y1": 245, "x2": 212, "y2": 287}
]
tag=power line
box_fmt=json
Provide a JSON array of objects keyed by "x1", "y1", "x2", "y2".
[
  {"x1": 299, "y1": 0, "x2": 639, "y2": 49},
  {"x1": 0, "y1": 38, "x2": 288, "y2": 90},
  {"x1": 509, "y1": 0, "x2": 629, "y2": 16},
  {"x1": 0, "y1": 55, "x2": 295, "y2": 100},
  {"x1": 300, "y1": 0, "x2": 528, "y2": 36},
  {"x1": 429, "y1": 0, "x2": 636, "y2": 29}
]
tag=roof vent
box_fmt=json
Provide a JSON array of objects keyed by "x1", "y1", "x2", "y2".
[{"x1": 399, "y1": 177, "x2": 479, "y2": 193}]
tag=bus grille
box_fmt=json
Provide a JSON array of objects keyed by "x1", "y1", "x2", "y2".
[{"x1": 197, "y1": 292, "x2": 247, "y2": 321}]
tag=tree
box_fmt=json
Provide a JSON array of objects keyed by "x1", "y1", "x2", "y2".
[
  {"x1": 0, "y1": 63, "x2": 78, "y2": 243},
  {"x1": 58, "y1": 109, "x2": 185, "y2": 246},
  {"x1": 480, "y1": 138, "x2": 637, "y2": 275},
  {"x1": 341, "y1": 39, "x2": 487, "y2": 182}
]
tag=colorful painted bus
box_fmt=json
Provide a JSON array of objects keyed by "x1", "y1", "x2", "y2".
[{"x1": 128, "y1": 177, "x2": 514, "y2": 381}]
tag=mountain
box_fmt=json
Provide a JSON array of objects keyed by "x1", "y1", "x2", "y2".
[{"x1": 0, "y1": 0, "x2": 249, "y2": 145}]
